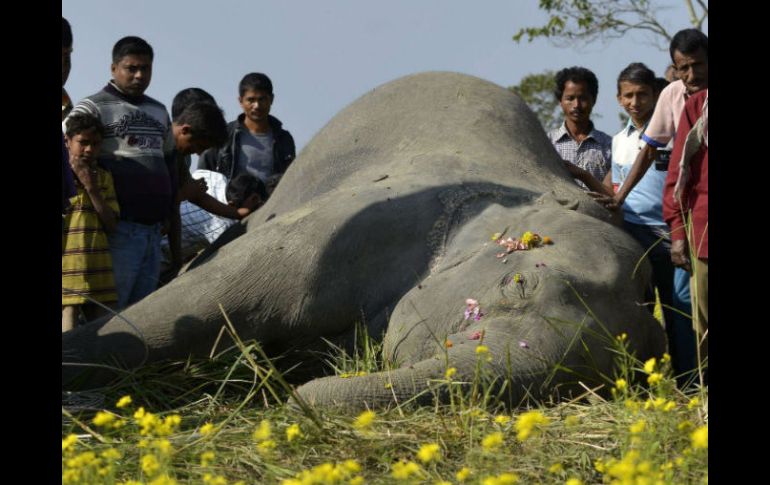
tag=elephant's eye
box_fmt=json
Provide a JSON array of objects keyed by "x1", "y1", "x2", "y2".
[{"x1": 499, "y1": 271, "x2": 539, "y2": 301}]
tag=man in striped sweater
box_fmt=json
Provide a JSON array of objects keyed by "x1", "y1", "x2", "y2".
[{"x1": 64, "y1": 36, "x2": 177, "y2": 310}]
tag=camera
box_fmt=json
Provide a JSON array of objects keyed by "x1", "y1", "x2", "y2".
[{"x1": 654, "y1": 148, "x2": 671, "y2": 171}]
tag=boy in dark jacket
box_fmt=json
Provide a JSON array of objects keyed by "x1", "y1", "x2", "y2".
[{"x1": 198, "y1": 72, "x2": 295, "y2": 197}]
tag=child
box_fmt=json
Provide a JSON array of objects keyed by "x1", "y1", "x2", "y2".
[
  {"x1": 62, "y1": 113, "x2": 119, "y2": 332},
  {"x1": 161, "y1": 172, "x2": 266, "y2": 264}
]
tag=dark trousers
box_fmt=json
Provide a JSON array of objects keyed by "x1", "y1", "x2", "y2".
[{"x1": 623, "y1": 221, "x2": 697, "y2": 387}]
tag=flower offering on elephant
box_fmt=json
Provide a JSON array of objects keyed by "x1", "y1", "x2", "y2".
[{"x1": 464, "y1": 298, "x2": 484, "y2": 320}]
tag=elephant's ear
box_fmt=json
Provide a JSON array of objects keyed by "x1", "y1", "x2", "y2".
[{"x1": 182, "y1": 222, "x2": 248, "y2": 274}]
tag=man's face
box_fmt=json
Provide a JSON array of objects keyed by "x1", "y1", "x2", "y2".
[
  {"x1": 559, "y1": 80, "x2": 595, "y2": 125},
  {"x1": 62, "y1": 46, "x2": 72, "y2": 87},
  {"x1": 111, "y1": 54, "x2": 153, "y2": 96},
  {"x1": 173, "y1": 124, "x2": 213, "y2": 155},
  {"x1": 65, "y1": 128, "x2": 102, "y2": 163},
  {"x1": 239, "y1": 89, "x2": 273, "y2": 123},
  {"x1": 617, "y1": 81, "x2": 655, "y2": 126},
  {"x1": 673, "y1": 48, "x2": 708, "y2": 94}
]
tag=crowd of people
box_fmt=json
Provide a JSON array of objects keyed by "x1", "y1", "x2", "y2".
[
  {"x1": 549, "y1": 28, "x2": 708, "y2": 385},
  {"x1": 61, "y1": 18, "x2": 294, "y2": 332},
  {"x1": 61, "y1": 19, "x2": 707, "y2": 386}
]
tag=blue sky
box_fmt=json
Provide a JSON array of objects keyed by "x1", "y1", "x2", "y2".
[{"x1": 63, "y1": 0, "x2": 707, "y2": 153}]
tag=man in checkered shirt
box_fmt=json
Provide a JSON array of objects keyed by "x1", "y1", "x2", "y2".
[{"x1": 547, "y1": 66, "x2": 612, "y2": 192}]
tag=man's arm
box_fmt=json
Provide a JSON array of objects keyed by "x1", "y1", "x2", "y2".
[
  {"x1": 612, "y1": 143, "x2": 657, "y2": 206},
  {"x1": 563, "y1": 161, "x2": 614, "y2": 197},
  {"x1": 187, "y1": 190, "x2": 253, "y2": 220},
  {"x1": 663, "y1": 101, "x2": 700, "y2": 273}
]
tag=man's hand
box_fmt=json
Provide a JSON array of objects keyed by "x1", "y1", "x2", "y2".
[
  {"x1": 670, "y1": 239, "x2": 691, "y2": 273},
  {"x1": 235, "y1": 194, "x2": 264, "y2": 219},
  {"x1": 587, "y1": 191, "x2": 620, "y2": 211}
]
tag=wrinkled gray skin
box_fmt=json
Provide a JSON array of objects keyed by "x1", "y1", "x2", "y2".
[{"x1": 63, "y1": 72, "x2": 665, "y2": 409}]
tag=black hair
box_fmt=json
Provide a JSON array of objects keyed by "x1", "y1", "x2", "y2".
[
  {"x1": 669, "y1": 29, "x2": 708, "y2": 63},
  {"x1": 112, "y1": 36, "x2": 154, "y2": 64},
  {"x1": 175, "y1": 102, "x2": 227, "y2": 147},
  {"x1": 554, "y1": 66, "x2": 599, "y2": 102},
  {"x1": 616, "y1": 62, "x2": 656, "y2": 94},
  {"x1": 65, "y1": 112, "x2": 105, "y2": 139},
  {"x1": 62, "y1": 18, "x2": 72, "y2": 48},
  {"x1": 226, "y1": 173, "x2": 267, "y2": 206},
  {"x1": 238, "y1": 73, "x2": 274, "y2": 97},
  {"x1": 172, "y1": 88, "x2": 217, "y2": 121},
  {"x1": 653, "y1": 77, "x2": 670, "y2": 96}
]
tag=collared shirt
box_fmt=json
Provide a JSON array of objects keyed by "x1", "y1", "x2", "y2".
[
  {"x1": 548, "y1": 122, "x2": 612, "y2": 190},
  {"x1": 612, "y1": 120, "x2": 668, "y2": 227},
  {"x1": 642, "y1": 80, "x2": 689, "y2": 148}
]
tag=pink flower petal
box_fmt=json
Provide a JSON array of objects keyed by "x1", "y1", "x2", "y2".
[
  {"x1": 519, "y1": 340, "x2": 529, "y2": 349},
  {"x1": 468, "y1": 331, "x2": 482, "y2": 340}
]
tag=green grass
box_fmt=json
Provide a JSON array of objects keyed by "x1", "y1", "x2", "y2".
[{"x1": 62, "y1": 326, "x2": 708, "y2": 485}]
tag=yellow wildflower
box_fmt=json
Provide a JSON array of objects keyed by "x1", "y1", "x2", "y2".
[
  {"x1": 521, "y1": 231, "x2": 539, "y2": 247},
  {"x1": 342, "y1": 460, "x2": 361, "y2": 473},
  {"x1": 141, "y1": 454, "x2": 161, "y2": 476},
  {"x1": 445, "y1": 367, "x2": 457, "y2": 379},
  {"x1": 435, "y1": 481, "x2": 452, "y2": 485},
  {"x1": 203, "y1": 474, "x2": 227, "y2": 485},
  {"x1": 353, "y1": 410, "x2": 376, "y2": 430},
  {"x1": 514, "y1": 410, "x2": 550, "y2": 441},
  {"x1": 391, "y1": 460, "x2": 421, "y2": 480},
  {"x1": 155, "y1": 414, "x2": 182, "y2": 436},
  {"x1": 494, "y1": 414, "x2": 511, "y2": 425},
  {"x1": 548, "y1": 463, "x2": 564, "y2": 474},
  {"x1": 647, "y1": 372, "x2": 663, "y2": 386},
  {"x1": 475, "y1": 345, "x2": 489, "y2": 355},
  {"x1": 257, "y1": 439, "x2": 277, "y2": 453},
  {"x1": 629, "y1": 419, "x2": 646, "y2": 434},
  {"x1": 687, "y1": 397, "x2": 700, "y2": 410},
  {"x1": 286, "y1": 423, "x2": 302, "y2": 442},
  {"x1": 200, "y1": 451, "x2": 216, "y2": 467},
  {"x1": 456, "y1": 467, "x2": 472, "y2": 482},
  {"x1": 112, "y1": 418, "x2": 128, "y2": 429},
  {"x1": 252, "y1": 420, "x2": 272, "y2": 441},
  {"x1": 594, "y1": 459, "x2": 606, "y2": 473},
  {"x1": 661, "y1": 353, "x2": 671, "y2": 363},
  {"x1": 564, "y1": 415, "x2": 580, "y2": 427},
  {"x1": 481, "y1": 431, "x2": 504, "y2": 451},
  {"x1": 566, "y1": 479, "x2": 583, "y2": 485},
  {"x1": 416, "y1": 443, "x2": 441, "y2": 463},
  {"x1": 200, "y1": 422, "x2": 215, "y2": 436},
  {"x1": 662, "y1": 400, "x2": 677, "y2": 412},
  {"x1": 153, "y1": 438, "x2": 173, "y2": 456},
  {"x1": 349, "y1": 477, "x2": 364, "y2": 485},
  {"x1": 148, "y1": 475, "x2": 178, "y2": 485},
  {"x1": 116, "y1": 395, "x2": 132, "y2": 408},
  {"x1": 62, "y1": 434, "x2": 78, "y2": 452},
  {"x1": 101, "y1": 448, "x2": 122, "y2": 460},
  {"x1": 616, "y1": 333, "x2": 627, "y2": 342},
  {"x1": 385, "y1": 382, "x2": 393, "y2": 389},
  {"x1": 512, "y1": 273, "x2": 523, "y2": 284},
  {"x1": 643, "y1": 358, "x2": 656, "y2": 374},
  {"x1": 678, "y1": 420, "x2": 694, "y2": 431},
  {"x1": 92, "y1": 411, "x2": 116, "y2": 427},
  {"x1": 491, "y1": 232, "x2": 502, "y2": 241},
  {"x1": 614, "y1": 378, "x2": 627, "y2": 391},
  {"x1": 691, "y1": 425, "x2": 708, "y2": 449}
]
